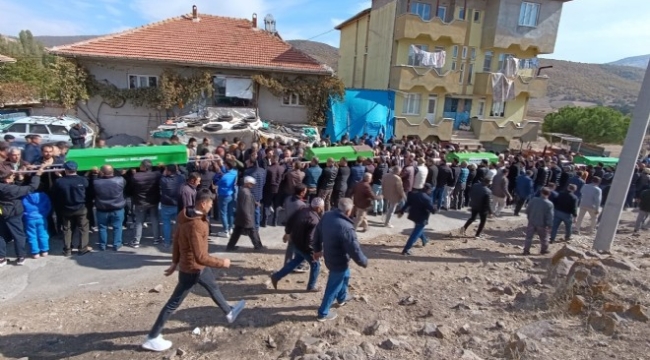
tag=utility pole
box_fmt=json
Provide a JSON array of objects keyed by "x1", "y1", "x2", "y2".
[{"x1": 593, "y1": 64, "x2": 650, "y2": 252}]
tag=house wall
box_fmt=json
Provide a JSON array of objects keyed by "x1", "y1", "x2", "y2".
[
  {"x1": 364, "y1": 1, "x2": 397, "y2": 89},
  {"x1": 77, "y1": 60, "x2": 310, "y2": 139}
]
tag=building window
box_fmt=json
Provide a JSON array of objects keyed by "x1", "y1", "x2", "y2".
[
  {"x1": 467, "y1": 64, "x2": 474, "y2": 84},
  {"x1": 459, "y1": 64, "x2": 465, "y2": 84},
  {"x1": 519, "y1": 2, "x2": 540, "y2": 27},
  {"x1": 462, "y1": 46, "x2": 468, "y2": 59},
  {"x1": 282, "y1": 93, "x2": 304, "y2": 106},
  {"x1": 451, "y1": 61, "x2": 457, "y2": 71},
  {"x1": 483, "y1": 51, "x2": 494, "y2": 72},
  {"x1": 128, "y1": 75, "x2": 158, "y2": 89},
  {"x1": 213, "y1": 76, "x2": 254, "y2": 107},
  {"x1": 437, "y1": 6, "x2": 447, "y2": 20},
  {"x1": 473, "y1": 10, "x2": 481, "y2": 23},
  {"x1": 498, "y1": 53, "x2": 516, "y2": 71},
  {"x1": 491, "y1": 101, "x2": 506, "y2": 117},
  {"x1": 477, "y1": 100, "x2": 485, "y2": 116},
  {"x1": 470, "y1": 48, "x2": 476, "y2": 61},
  {"x1": 452, "y1": 45, "x2": 459, "y2": 58},
  {"x1": 402, "y1": 93, "x2": 421, "y2": 115},
  {"x1": 410, "y1": 2, "x2": 432, "y2": 21},
  {"x1": 408, "y1": 44, "x2": 429, "y2": 66},
  {"x1": 458, "y1": 7, "x2": 466, "y2": 20}
]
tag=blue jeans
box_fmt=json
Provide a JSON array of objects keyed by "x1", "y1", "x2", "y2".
[
  {"x1": 402, "y1": 221, "x2": 427, "y2": 253},
  {"x1": 218, "y1": 196, "x2": 235, "y2": 232},
  {"x1": 134, "y1": 205, "x2": 159, "y2": 243},
  {"x1": 318, "y1": 268, "x2": 350, "y2": 318},
  {"x1": 433, "y1": 187, "x2": 445, "y2": 209},
  {"x1": 254, "y1": 205, "x2": 261, "y2": 229},
  {"x1": 160, "y1": 205, "x2": 178, "y2": 245},
  {"x1": 273, "y1": 248, "x2": 320, "y2": 290},
  {"x1": 372, "y1": 184, "x2": 383, "y2": 213},
  {"x1": 550, "y1": 210, "x2": 573, "y2": 242},
  {"x1": 24, "y1": 217, "x2": 49, "y2": 255},
  {"x1": 96, "y1": 209, "x2": 125, "y2": 249}
]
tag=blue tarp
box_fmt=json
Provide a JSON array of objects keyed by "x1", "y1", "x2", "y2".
[{"x1": 325, "y1": 89, "x2": 395, "y2": 141}]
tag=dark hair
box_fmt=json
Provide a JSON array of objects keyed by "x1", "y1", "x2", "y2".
[
  {"x1": 140, "y1": 159, "x2": 153, "y2": 171},
  {"x1": 169, "y1": 135, "x2": 179, "y2": 142},
  {"x1": 0, "y1": 141, "x2": 9, "y2": 152},
  {"x1": 225, "y1": 159, "x2": 236, "y2": 169},
  {"x1": 196, "y1": 189, "x2": 215, "y2": 203},
  {"x1": 541, "y1": 187, "x2": 551, "y2": 197},
  {"x1": 165, "y1": 164, "x2": 178, "y2": 173},
  {"x1": 295, "y1": 183, "x2": 307, "y2": 195},
  {"x1": 41, "y1": 144, "x2": 54, "y2": 151},
  {"x1": 55, "y1": 141, "x2": 69, "y2": 150},
  {"x1": 199, "y1": 147, "x2": 210, "y2": 156},
  {"x1": 188, "y1": 172, "x2": 201, "y2": 181}
]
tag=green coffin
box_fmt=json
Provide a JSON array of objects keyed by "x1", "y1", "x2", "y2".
[
  {"x1": 66, "y1": 145, "x2": 188, "y2": 171},
  {"x1": 446, "y1": 152, "x2": 499, "y2": 165},
  {"x1": 305, "y1": 146, "x2": 374, "y2": 163},
  {"x1": 573, "y1": 156, "x2": 619, "y2": 167}
]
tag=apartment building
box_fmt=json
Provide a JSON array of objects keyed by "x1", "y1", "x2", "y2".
[{"x1": 336, "y1": 0, "x2": 571, "y2": 147}]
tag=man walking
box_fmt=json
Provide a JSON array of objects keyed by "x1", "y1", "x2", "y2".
[
  {"x1": 159, "y1": 165, "x2": 185, "y2": 248},
  {"x1": 576, "y1": 177, "x2": 602, "y2": 235},
  {"x1": 226, "y1": 176, "x2": 265, "y2": 251},
  {"x1": 270, "y1": 197, "x2": 324, "y2": 292},
  {"x1": 381, "y1": 166, "x2": 406, "y2": 228},
  {"x1": 263, "y1": 155, "x2": 284, "y2": 226},
  {"x1": 94, "y1": 165, "x2": 127, "y2": 251},
  {"x1": 633, "y1": 185, "x2": 650, "y2": 234},
  {"x1": 352, "y1": 173, "x2": 375, "y2": 232},
  {"x1": 514, "y1": 170, "x2": 534, "y2": 216},
  {"x1": 52, "y1": 161, "x2": 91, "y2": 257},
  {"x1": 491, "y1": 168, "x2": 512, "y2": 216},
  {"x1": 550, "y1": 184, "x2": 578, "y2": 244},
  {"x1": 141, "y1": 191, "x2": 246, "y2": 352},
  {"x1": 316, "y1": 157, "x2": 338, "y2": 212},
  {"x1": 523, "y1": 187, "x2": 554, "y2": 255},
  {"x1": 462, "y1": 178, "x2": 492, "y2": 238},
  {"x1": 397, "y1": 183, "x2": 436, "y2": 255},
  {"x1": 313, "y1": 198, "x2": 368, "y2": 321}
]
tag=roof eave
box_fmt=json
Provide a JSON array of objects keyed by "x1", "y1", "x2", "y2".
[
  {"x1": 335, "y1": 8, "x2": 371, "y2": 30},
  {"x1": 49, "y1": 51, "x2": 333, "y2": 76}
]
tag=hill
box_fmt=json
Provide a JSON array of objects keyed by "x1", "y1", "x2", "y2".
[
  {"x1": 286, "y1": 40, "x2": 338, "y2": 72},
  {"x1": 608, "y1": 54, "x2": 649, "y2": 69}
]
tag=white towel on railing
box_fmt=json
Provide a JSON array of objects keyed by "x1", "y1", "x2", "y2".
[
  {"x1": 491, "y1": 73, "x2": 516, "y2": 103},
  {"x1": 410, "y1": 45, "x2": 446, "y2": 68}
]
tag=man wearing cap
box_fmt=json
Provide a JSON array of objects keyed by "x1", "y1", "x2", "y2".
[
  {"x1": 270, "y1": 197, "x2": 324, "y2": 292},
  {"x1": 226, "y1": 176, "x2": 264, "y2": 251},
  {"x1": 396, "y1": 183, "x2": 437, "y2": 255},
  {"x1": 52, "y1": 161, "x2": 91, "y2": 256},
  {"x1": 0, "y1": 164, "x2": 46, "y2": 266}
]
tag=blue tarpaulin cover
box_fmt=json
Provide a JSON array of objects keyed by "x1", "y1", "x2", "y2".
[{"x1": 325, "y1": 89, "x2": 395, "y2": 141}]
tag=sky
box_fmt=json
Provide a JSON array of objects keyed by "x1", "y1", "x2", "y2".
[{"x1": 1, "y1": 0, "x2": 649, "y2": 64}]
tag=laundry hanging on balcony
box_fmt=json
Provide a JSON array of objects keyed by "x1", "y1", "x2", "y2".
[
  {"x1": 490, "y1": 73, "x2": 516, "y2": 103},
  {"x1": 410, "y1": 45, "x2": 446, "y2": 68},
  {"x1": 502, "y1": 56, "x2": 520, "y2": 78}
]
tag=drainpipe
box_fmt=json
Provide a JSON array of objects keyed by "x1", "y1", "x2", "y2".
[{"x1": 537, "y1": 65, "x2": 552, "y2": 77}]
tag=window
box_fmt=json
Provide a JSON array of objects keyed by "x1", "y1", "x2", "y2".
[
  {"x1": 498, "y1": 53, "x2": 515, "y2": 71},
  {"x1": 427, "y1": 96, "x2": 437, "y2": 115},
  {"x1": 470, "y1": 47, "x2": 476, "y2": 61},
  {"x1": 473, "y1": 10, "x2": 480, "y2": 22},
  {"x1": 483, "y1": 51, "x2": 494, "y2": 72},
  {"x1": 459, "y1": 64, "x2": 465, "y2": 84},
  {"x1": 6, "y1": 123, "x2": 26, "y2": 133},
  {"x1": 128, "y1": 75, "x2": 158, "y2": 89},
  {"x1": 467, "y1": 64, "x2": 475, "y2": 84},
  {"x1": 213, "y1": 76, "x2": 253, "y2": 107},
  {"x1": 451, "y1": 61, "x2": 457, "y2": 71},
  {"x1": 410, "y1": 2, "x2": 432, "y2": 21},
  {"x1": 491, "y1": 101, "x2": 506, "y2": 117},
  {"x1": 462, "y1": 46, "x2": 468, "y2": 59},
  {"x1": 437, "y1": 6, "x2": 446, "y2": 20},
  {"x1": 282, "y1": 93, "x2": 305, "y2": 106},
  {"x1": 458, "y1": 7, "x2": 466, "y2": 20},
  {"x1": 519, "y1": 2, "x2": 540, "y2": 27},
  {"x1": 452, "y1": 45, "x2": 459, "y2": 58},
  {"x1": 402, "y1": 93, "x2": 421, "y2": 115},
  {"x1": 29, "y1": 124, "x2": 49, "y2": 135},
  {"x1": 477, "y1": 100, "x2": 485, "y2": 117},
  {"x1": 48, "y1": 125, "x2": 68, "y2": 135},
  {"x1": 408, "y1": 44, "x2": 429, "y2": 66}
]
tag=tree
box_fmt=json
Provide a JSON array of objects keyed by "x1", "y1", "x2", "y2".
[{"x1": 542, "y1": 106, "x2": 631, "y2": 144}]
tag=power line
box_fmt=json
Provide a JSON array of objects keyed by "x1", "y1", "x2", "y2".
[{"x1": 306, "y1": 28, "x2": 336, "y2": 41}]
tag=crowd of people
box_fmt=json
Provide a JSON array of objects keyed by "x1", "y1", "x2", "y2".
[{"x1": 1, "y1": 132, "x2": 650, "y2": 351}]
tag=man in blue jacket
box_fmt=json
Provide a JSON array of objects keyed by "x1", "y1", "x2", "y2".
[
  {"x1": 303, "y1": 157, "x2": 322, "y2": 202},
  {"x1": 313, "y1": 198, "x2": 368, "y2": 321},
  {"x1": 346, "y1": 156, "x2": 366, "y2": 197},
  {"x1": 397, "y1": 183, "x2": 437, "y2": 255},
  {"x1": 215, "y1": 159, "x2": 238, "y2": 237},
  {"x1": 514, "y1": 170, "x2": 534, "y2": 216}
]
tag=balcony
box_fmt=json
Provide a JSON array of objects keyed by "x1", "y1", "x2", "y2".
[
  {"x1": 394, "y1": 14, "x2": 466, "y2": 44},
  {"x1": 472, "y1": 72, "x2": 548, "y2": 98},
  {"x1": 390, "y1": 66, "x2": 461, "y2": 93}
]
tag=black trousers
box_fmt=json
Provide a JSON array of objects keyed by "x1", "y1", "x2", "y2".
[
  {"x1": 262, "y1": 192, "x2": 282, "y2": 226},
  {"x1": 148, "y1": 268, "x2": 231, "y2": 338},
  {"x1": 61, "y1": 208, "x2": 90, "y2": 251},
  {"x1": 463, "y1": 210, "x2": 488, "y2": 237},
  {"x1": 0, "y1": 215, "x2": 27, "y2": 259},
  {"x1": 514, "y1": 196, "x2": 527, "y2": 215},
  {"x1": 226, "y1": 226, "x2": 263, "y2": 249}
]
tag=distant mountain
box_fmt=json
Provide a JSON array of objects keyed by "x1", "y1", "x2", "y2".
[
  {"x1": 34, "y1": 35, "x2": 99, "y2": 48},
  {"x1": 286, "y1": 40, "x2": 338, "y2": 72},
  {"x1": 608, "y1": 54, "x2": 649, "y2": 69}
]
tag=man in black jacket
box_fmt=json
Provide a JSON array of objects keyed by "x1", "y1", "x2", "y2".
[
  {"x1": 0, "y1": 165, "x2": 44, "y2": 266},
  {"x1": 263, "y1": 156, "x2": 284, "y2": 226},
  {"x1": 270, "y1": 197, "x2": 324, "y2": 291},
  {"x1": 462, "y1": 178, "x2": 492, "y2": 238},
  {"x1": 397, "y1": 184, "x2": 436, "y2": 256},
  {"x1": 550, "y1": 184, "x2": 578, "y2": 243},
  {"x1": 434, "y1": 160, "x2": 453, "y2": 209},
  {"x1": 317, "y1": 157, "x2": 338, "y2": 212},
  {"x1": 69, "y1": 123, "x2": 87, "y2": 149},
  {"x1": 159, "y1": 165, "x2": 185, "y2": 247},
  {"x1": 94, "y1": 165, "x2": 127, "y2": 251},
  {"x1": 130, "y1": 160, "x2": 162, "y2": 248},
  {"x1": 52, "y1": 161, "x2": 91, "y2": 256}
]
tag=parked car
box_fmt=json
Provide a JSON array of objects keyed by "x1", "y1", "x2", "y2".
[{"x1": 0, "y1": 115, "x2": 95, "y2": 148}]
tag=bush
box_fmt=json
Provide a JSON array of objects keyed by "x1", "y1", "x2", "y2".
[{"x1": 542, "y1": 106, "x2": 630, "y2": 144}]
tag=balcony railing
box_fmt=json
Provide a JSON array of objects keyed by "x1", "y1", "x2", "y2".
[
  {"x1": 472, "y1": 72, "x2": 548, "y2": 98},
  {"x1": 390, "y1": 66, "x2": 461, "y2": 93},
  {"x1": 394, "y1": 13, "x2": 466, "y2": 44}
]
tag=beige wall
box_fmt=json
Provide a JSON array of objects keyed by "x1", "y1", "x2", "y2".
[
  {"x1": 365, "y1": 1, "x2": 397, "y2": 89},
  {"x1": 338, "y1": 25, "x2": 358, "y2": 87}
]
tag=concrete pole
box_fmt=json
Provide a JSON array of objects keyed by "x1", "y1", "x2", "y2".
[{"x1": 593, "y1": 64, "x2": 650, "y2": 252}]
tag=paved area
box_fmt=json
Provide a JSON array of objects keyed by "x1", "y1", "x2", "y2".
[{"x1": 0, "y1": 208, "x2": 518, "y2": 306}]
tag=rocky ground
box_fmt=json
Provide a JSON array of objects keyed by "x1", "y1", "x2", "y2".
[{"x1": 1, "y1": 210, "x2": 649, "y2": 360}]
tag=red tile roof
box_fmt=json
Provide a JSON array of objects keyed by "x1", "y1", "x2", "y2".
[
  {"x1": 49, "y1": 12, "x2": 330, "y2": 74},
  {"x1": 0, "y1": 54, "x2": 16, "y2": 63}
]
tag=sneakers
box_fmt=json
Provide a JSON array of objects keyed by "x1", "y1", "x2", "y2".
[
  {"x1": 142, "y1": 335, "x2": 172, "y2": 352},
  {"x1": 63, "y1": 249, "x2": 72, "y2": 257},
  {"x1": 270, "y1": 275, "x2": 279, "y2": 290},
  {"x1": 153, "y1": 237, "x2": 161, "y2": 245},
  {"x1": 217, "y1": 231, "x2": 229, "y2": 238},
  {"x1": 337, "y1": 294, "x2": 353, "y2": 307},
  {"x1": 31, "y1": 254, "x2": 40, "y2": 259},
  {"x1": 384, "y1": 223, "x2": 394, "y2": 228},
  {"x1": 292, "y1": 266, "x2": 308, "y2": 274},
  {"x1": 402, "y1": 250, "x2": 413, "y2": 256},
  {"x1": 15, "y1": 257, "x2": 26, "y2": 265},
  {"x1": 91, "y1": 226, "x2": 99, "y2": 233},
  {"x1": 317, "y1": 310, "x2": 338, "y2": 322},
  {"x1": 226, "y1": 300, "x2": 246, "y2": 324},
  {"x1": 0, "y1": 258, "x2": 6, "y2": 267},
  {"x1": 130, "y1": 241, "x2": 140, "y2": 249}
]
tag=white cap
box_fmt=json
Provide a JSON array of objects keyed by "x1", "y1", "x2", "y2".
[
  {"x1": 244, "y1": 176, "x2": 256, "y2": 184},
  {"x1": 311, "y1": 197, "x2": 325, "y2": 208}
]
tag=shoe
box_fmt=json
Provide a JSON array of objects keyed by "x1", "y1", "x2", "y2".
[
  {"x1": 143, "y1": 222, "x2": 149, "y2": 229},
  {"x1": 153, "y1": 237, "x2": 161, "y2": 245},
  {"x1": 270, "y1": 275, "x2": 279, "y2": 290},
  {"x1": 226, "y1": 300, "x2": 246, "y2": 324},
  {"x1": 385, "y1": 223, "x2": 394, "y2": 228},
  {"x1": 63, "y1": 250, "x2": 72, "y2": 257},
  {"x1": 307, "y1": 287, "x2": 321, "y2": 293},
  {"x1": 523, "y1": 250, "x2": 531, "y2": 256},
  {"x1": 142, "y1": 335, "x2": 172, "y2": 352},
  {"x1": 293, "y1": 267, "x2": 308, "y2": 274},
  {"x1": 228, "y1": 229, "x2": 233, "y2": 237},
  {"x1": 317, "y1": 311, "x2": 338, "y2": 322},
  {"x1": 0, "y1": 258, "x2": 6, "y2": 267},
  {"x1": 421, "y1": 239, "x2": 429, "y2": 247},
  {"x1": 225, "y1": 246, "x2": 239, "y2": 252},
  {"x1": 41, "y1": 252, "x2": 48, "y2": 257},
  {"x1": 98, "y1": 247, "x2": 106, "y2": 252},
  {"x1": 16, "y1": 257, "x2": 26, "y2": 266},
  {"x1": 217, "y1": 231, "x2": 228, "y2": 238},
  {"x1": 114, "y1": 245, "x2": 122, "y2": 252},
  {"x1": 254, "y1": 246, "x2": 268, "y2": 252},
  {"x1": 91, "y1": 226, "x2": 98, "y2": 233},
  {"x1": 540, "y1": 249, "x2": 550, "y2": 255},
  {"x1": 130, "y1": 242, "x2": 140, "y2": 249},
  {"x1": 402, "y1": 250, "x2": 413, "y2": 256},
  {"x1": 31, "y1": 254, "x2": 40, "y2": 259},
  {"x1": 337, "y1": 294, "x2": 353, "y2": 307},
  {"x1": 79, "y1": 247, "x2": 93, "y2": 255}
]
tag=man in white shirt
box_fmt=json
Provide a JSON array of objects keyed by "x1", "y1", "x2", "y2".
[
  {"x1": 413, "y1": 158, "x2": 428, "y2": 191},
  {"x1": 576, "y1": 176, "x2": 602, "y2": 235}
]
